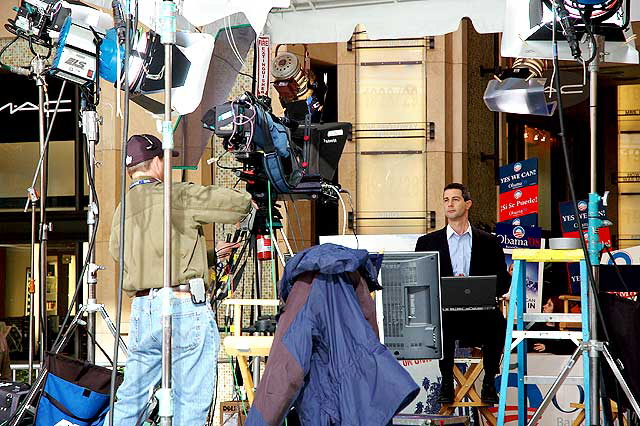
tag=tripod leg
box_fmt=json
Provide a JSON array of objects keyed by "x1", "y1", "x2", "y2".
[
  {"x1": 602, "y1": 345, "x2": 640, "y2": 419},
  {"x1": 527, "y1": 344, "x2": 583, "y2": 426},
  {"x1": 98, "y1": 306, "x2": 128, "y2": 354}
]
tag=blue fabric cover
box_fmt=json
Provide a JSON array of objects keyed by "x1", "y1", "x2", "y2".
[
  {"x1": 279, "y1": 243, "x2": 381, "y2": 301},
  {"x1": 36, "y1": 373, "x2": 110, "y2": 426}
]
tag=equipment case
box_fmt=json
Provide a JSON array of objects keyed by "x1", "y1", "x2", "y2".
[{"x1": 0, "y1": 380, "x2": 31, "y2": 422}]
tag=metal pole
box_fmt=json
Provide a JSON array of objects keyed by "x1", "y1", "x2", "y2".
[
  {"x1": 159, "y1": 1, "x2": 177, "y2": 424},
  {"x1": 588, "y1": 36, "x2": 603, "y2": 426},
  {"x1": 253, "y1": 243, "x2": 262, "y2": 388},
  {"x1": 28, "y1": 190, "x2": 38, "y2": 384},
  {"x1": 83, "y1": 107, "x2": 100, "y2": 363},
  {"x1": 34, "y1": 56, "x2": 49, "y2": 360}
]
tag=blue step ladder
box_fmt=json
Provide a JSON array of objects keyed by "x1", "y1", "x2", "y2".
[{"x1": 497, "y1": 249, "x2": 589, "y2": 426}]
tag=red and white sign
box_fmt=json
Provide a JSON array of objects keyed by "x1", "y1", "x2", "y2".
[
  {"x1": 256, "y1": 35, "x2": 271, "y2": 97},
  {"x1": 499, "y1": 184, "x2": 539, "y2": 222}
]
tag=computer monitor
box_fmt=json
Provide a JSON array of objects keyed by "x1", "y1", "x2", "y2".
[{"x1": 378, "y1": 251, "x2": 442, "y2": 360}]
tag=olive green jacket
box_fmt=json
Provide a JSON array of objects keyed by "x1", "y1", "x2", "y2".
[{"x1": 109, "y1": 179, "x2": 251, "y2": 296}]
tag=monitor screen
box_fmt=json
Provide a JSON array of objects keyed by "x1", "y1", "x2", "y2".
[{"x1": 378, "y1": 251, "x2": 442, "y2": 360}]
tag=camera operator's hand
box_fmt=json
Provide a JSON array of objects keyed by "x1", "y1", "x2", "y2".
[{"x1": 216, "y1": 241, "x2": 240, "y2": 261}]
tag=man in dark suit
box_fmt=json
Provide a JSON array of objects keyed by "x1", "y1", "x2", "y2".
[{"x1": 415, "y1": 183, "x2": 510, "y2": 405}]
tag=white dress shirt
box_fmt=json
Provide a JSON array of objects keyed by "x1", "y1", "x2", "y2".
[{"x1": 446, "y1": 222, "x2": 472, "y2": 276}]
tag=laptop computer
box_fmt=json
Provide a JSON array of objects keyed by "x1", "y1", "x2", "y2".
[{"x1": 440, "y1": 275, "x2": 498, "y2": 312}]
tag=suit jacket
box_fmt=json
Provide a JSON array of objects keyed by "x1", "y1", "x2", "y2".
[{"x1": 415, "y1": 226, "x2": 510, "y2": 298}]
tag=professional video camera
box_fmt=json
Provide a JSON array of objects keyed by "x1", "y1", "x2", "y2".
[{"x1": 202, "y1": 92, "x2": 351, "y2": 202}]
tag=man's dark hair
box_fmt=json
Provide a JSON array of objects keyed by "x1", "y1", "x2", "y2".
[{"x1": 443, "y1": 182, "x2": 471, "y2": 201}]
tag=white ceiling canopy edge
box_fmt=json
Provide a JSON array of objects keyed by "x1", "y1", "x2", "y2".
[{"x1": 265, "y1": 0, "x2": 507, "y2": 44}]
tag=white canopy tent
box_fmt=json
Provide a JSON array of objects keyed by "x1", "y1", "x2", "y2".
[
  {"x1": 84, "y1": 0, "x2": 508, "y2": 41},
  {"x1": 265, "y1": 0, "x2": 508, "y2": 44},
  {"x1": 81, "y1": 0, "x2": 639, "y2": 62}
]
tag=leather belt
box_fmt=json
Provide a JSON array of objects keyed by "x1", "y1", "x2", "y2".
[{"x1": 135, "y1": 283, "x2": 191, "y2": 298}]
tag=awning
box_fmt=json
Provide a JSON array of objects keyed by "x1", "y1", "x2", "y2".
[
  {"x1": 81, "y1": 0, "x2": 509, "y2": 42},
  {"x1": 80, "y1": 0, "x2": 289, "y2": 35},
  {"x1": 265, "y1": 0, "x2": 507, "y2": 44},
  {"x1": 81, "y1": 0, "x2": 640, "y2": 45}
]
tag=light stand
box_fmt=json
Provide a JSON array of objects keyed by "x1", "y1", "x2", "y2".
[
  {"x1": 27, "y1": 187, "x2": 38, "y2": 384},
  {"x1": 157, "y1": 2, "x2": 178, "y2": 424},
  {"x1": 34, "y1": 55, "x2": 50, "y2": 362},
  {"x1": 586, "y1": 35, "x2": 603, "y2": 426},
  {"x1": 9, "y1": 85, "x2": 129, "y2": 426},
  {"x1": 19, "y1": 54, "x2": 69, "y2": 390},
  {"x1": 85, "y1": 105, "x2": 99, "y2": 364}
]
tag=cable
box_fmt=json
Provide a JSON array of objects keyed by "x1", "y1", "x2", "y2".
[
  {"x1": 603, "y1": 246, "x2": 633, "y2": 295},
  {"x1": 327, "y1": 185, "x2": 347, "y2": 235},
  {"x1": 224, "y1": 14, "x2": 246, "y2": 68},
  {"x1": 289, "y1": 195, "x2": 306, "y2": 247},
  {"x1": 213, "y1": 53, "x2": 255, "y2": 80},
  {"x1": 109, "y1": 1, "x2": 132, "y2": 422},
  {"x1": 282, "y1": 202, "x2": 300, "y2": 253},
  {"x1": 551, "y1": 5, "x2": 612, "y2": 346},
  {"x1": 575, "y1": 5, "x2": 599, "y2": 65},
  {"x1": 340, "y1": 188, "x2": 360, "y2": 248},
  {"x1": 0, "y1": 36, "x2": 20, "y2": 68}
]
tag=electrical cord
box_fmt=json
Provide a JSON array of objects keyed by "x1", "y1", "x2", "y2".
[
  {"x1": 289, "y1": 194, "x2": 306, "y2": 248},
  {"x1": 326, "y1": 185, "x2": 347, "y2": 235},
  {"x1": 603, "y1": 245, "x2": 634, "y2": 295},
  {"x1": 575, "y1": 6, "x2": 599, "y2": 65},
  {"x1": 282, "y1": 202, "x2": 300, "y2": 253},
  {"x1": 340, "y1": 188, "x2": 360, "y2": 248},
  {"x1": 551, "y1": 3, "x2": 612, "y2": 344},
  {"x1": 0, "y1": 36, "x2": 19, "y2": 68},
  {"x1": 213, "y1": 53, "x2": 255, "y2": 80}
]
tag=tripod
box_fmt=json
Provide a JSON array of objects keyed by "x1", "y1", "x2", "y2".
[
  {"x1": 9, "y1": 75, "x2": 129, "y2": 426},
  {"x1": 19, "y1": 54, "x2": 63, "y2": 385}
]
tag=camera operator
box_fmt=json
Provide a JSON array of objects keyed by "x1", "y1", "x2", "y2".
[{"x1": 107, "y1": 134, "x2": 252, "y2": 425}]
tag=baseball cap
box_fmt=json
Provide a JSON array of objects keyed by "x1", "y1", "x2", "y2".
[{"x1": 125, "y1": 134, "x2": 179, "y2": 167}]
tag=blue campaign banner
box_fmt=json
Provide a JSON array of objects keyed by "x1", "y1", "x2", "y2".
[
  {"x1": 498, "y1": 213, "x2": 539, "y2": 227},
  {"x1": 498, "y1": 158, "x2": 538, "y2": 193},
  {"x1": 567, "y1": 262, "x2": 581, "y2": 295},
  {"x1": 495, "y1": 223, "x2": 542, "y2": 249},
  {"x1": 559, "y1": 199, "x2": 607, "y2": 234}
]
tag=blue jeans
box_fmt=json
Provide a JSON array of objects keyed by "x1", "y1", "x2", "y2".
[{"x1": 107, "y1": 291, "x2": 219, "y2": 426}]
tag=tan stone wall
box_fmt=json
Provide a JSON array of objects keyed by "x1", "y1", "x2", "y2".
[
  {"x1": 338, "y1": 21, "x2": 498, "y2": 234},
  {"x1": 465, "y1": 23, "x2": 499, "y2": 229}
]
